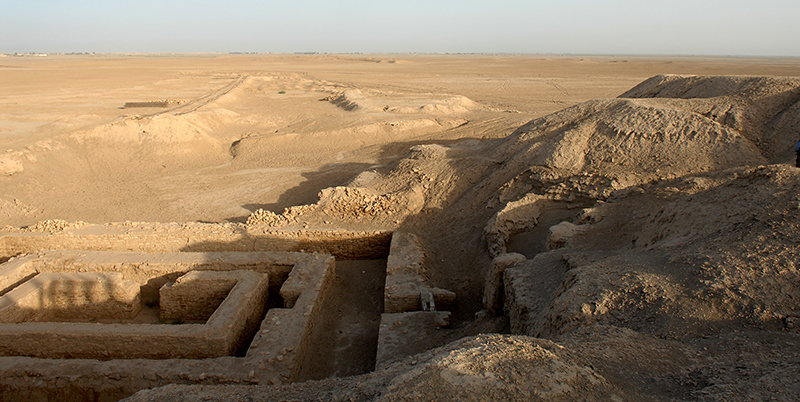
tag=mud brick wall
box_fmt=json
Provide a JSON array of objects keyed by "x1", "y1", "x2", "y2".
[
  {"x1": 0, "y1": 223, "x2": 392, "y2": 261},
  {"x1": 160, "y1": 272, "x2": 240, "y2": 322},
  {"x1": 0, "y1": 251, "x2": 335, "y2": 401},
  {"x1": 123, "y1": 101, "x2": 170, "y2": 108},
  {"x1": 0, "y1": 270, "x2": 270, "y2": 360},
  {"x1": 0, "y1": 272, "x2": 140, "y2": 323}
]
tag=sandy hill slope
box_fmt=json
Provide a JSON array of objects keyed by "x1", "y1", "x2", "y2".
[
  {"x1": 247, "y1": 73, "x2": 799, "y2": 306},
  {"x1": 0, "y1": 71, "x2": 483, "y2": 226},
  {"x1": 196, "y1": 75, "x2": 800, "y2": 401},
  {"x1": 621, "y1": 75, "x2": 800, "y2": 162}
]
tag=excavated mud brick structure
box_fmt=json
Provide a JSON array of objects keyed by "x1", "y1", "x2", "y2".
[{"x1": 0, "y1": 223, "x2": 456, "y2": 401}]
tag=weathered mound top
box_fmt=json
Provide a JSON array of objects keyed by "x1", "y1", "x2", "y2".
[
  {"x1": 323, "y1": 89, "x2": 482, "y2": 115},
  {"x1": 620, "y1": 74, "x2": 800, "y2": 99},
  {"x1": 620, "y1": 74, "x2": 800, "y2": 161},
  {"x1": 480, "y1": 75, "x2": 800, "y2": 209},
  {"x1": 503, "y1": 97, "x2": 764, "y2": 175}
]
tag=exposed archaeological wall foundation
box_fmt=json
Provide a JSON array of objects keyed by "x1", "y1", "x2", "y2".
[{"x1": 0, "y1": 224, "x2": 456, "y2": 401}]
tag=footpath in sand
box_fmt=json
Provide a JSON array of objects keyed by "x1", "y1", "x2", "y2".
[{"x1": 1, "y1": 55, "x2": 800, "y2": 401}]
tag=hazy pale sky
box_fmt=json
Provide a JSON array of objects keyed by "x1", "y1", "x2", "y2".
[{"x1": 2, "y1": 0, "x2": 799, "y2": 56}]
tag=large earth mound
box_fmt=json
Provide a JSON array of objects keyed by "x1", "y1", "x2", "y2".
[{"x1": 119, "y1": 74, "x2": 800, "y2": 401}]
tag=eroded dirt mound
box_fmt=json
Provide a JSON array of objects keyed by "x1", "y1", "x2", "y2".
[
  {"x1": 123, "y1": 328, "x2": 800, "y2": 401},
  {"x1": 221, "y1": 75, "x2": 800, "y2": 401},
  {"x1": 511, "y1": 165, "x2": 800, "y2": 340},
  {"x1": 620, "y1": 74, "x2": 800, "y2": 162},
  {"x1": 375, "y1": 334, "x2": 615, "y2": 401},
  {"x1": 492, "y1": 95, "x2": 769, "y2": 205},
  {"x1": 323, "y1": 88, "x2": 482, "y2": 115}
]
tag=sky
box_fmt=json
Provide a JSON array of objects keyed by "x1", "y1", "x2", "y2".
[{"x1": 1, "y1": 0, "x2": 799, "y2": 56}]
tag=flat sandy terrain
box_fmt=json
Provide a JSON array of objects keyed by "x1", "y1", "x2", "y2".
[{"x1": 2, "y1": 54, "x2": 799, "y2": 227}]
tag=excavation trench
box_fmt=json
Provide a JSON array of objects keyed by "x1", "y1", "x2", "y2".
[
  {"x1": 299, "y1": 259, "x2": 388, "y2": 380},
  {"x1": 0, "y1": 227, "x2": 394, "y2": 401},
  {"x1": 0, "y1": 256, "x2": 389, "y2": 367}
]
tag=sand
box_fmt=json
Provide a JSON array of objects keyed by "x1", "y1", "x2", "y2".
[
  {"x1": 2, "y1": 54, "x2": 800, "y2": 401},
  {"x1": 2, "y1": 54, "x2": 799, "y2": 227}
]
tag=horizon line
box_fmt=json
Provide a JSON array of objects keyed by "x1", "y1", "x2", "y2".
[{"x1": 4, "y1": 51, "x2": 800, "y2": 59}]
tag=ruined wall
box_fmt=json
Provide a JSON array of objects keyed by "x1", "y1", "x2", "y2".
[
  {"x1": 0, "y1": 223, "x2": 392, "y2": 261},
  {"x1": 160, "y1": 271, "x2": 239, "y2": 322},
  {"x1": 0, "y1": 272, "x2": 140, "y2": 323},
  {"x1": 383, "y1": 232, "x2": 455, "y2": 313},
  {"x1": 0, "y1": 251, "x2": 336, "y2": 402},
  {"x1": 0, "y1": 270, "x2": 269, "y2": 360},
  {"x1": 0, "y1": 223, "x2": 392, "y2": 400}
]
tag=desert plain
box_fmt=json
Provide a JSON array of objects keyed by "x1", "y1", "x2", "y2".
[{"x1": 1, "y1": 54, "x2": 800, "y2": 401}]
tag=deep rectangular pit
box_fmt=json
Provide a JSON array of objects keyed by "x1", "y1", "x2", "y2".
[{"x1": 298, "y1": 259, "x2": 388, "y2": 380}]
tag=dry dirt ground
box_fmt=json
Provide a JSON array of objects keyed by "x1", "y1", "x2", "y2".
[
  {"x1": 2, "y1": 54, "x2": 800, "y2": 401},
  {"x1": 2, "y1": 54, "x2": 799, "y2": 227}
]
